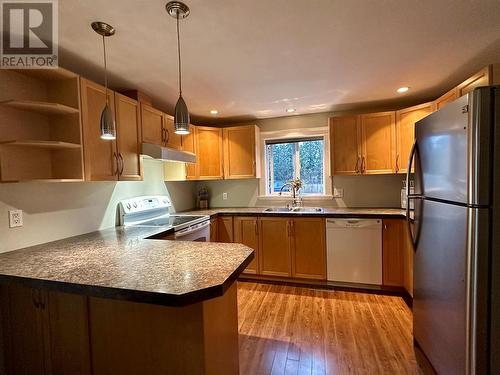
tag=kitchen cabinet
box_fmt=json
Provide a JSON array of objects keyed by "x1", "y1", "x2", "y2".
[
  {"x1": 382, "y1": 219, "x2": 405, "y2": 287},
  {"x1": 456, "y1": 66, "x2": 491, "y2": 96},
  {"x1": 197, "y1": 126, "x2": 224, "y2": 180},
  {"x1": 114, "y1": 93, "x2": 143, "y2": 181},
  {"x1": 329, "y1": 115, "x2": 361, "y2": 175},
  {"x1": 80, "y1": 78, "x2": 118, "y2": 181},
  {"x1": 233, "y1": 216, "x2": 259, "y2": 274},
  {"x1": 140, "y1": 104, "x2": 164, "y2": 146},
  {"x1": 81, "y1": 79, "x2": 142, "y2": 181},
  {"x1": 290, "y1": 218, "x2": 326, "y2": 280},
  {"x1": 259, "y1": 217, "x2": 291, "y2": 277},
  {"x1": 395, "y1": 102, "x2": 433, "y2": 174},
  {"x1": 210, "y1": 218, "x2": 218, "y2": 242},
  {"x1": 223, "y1": 125, "x2": 260, "y2": 179},
  {"x1": 163, "y1": 114, "x2": 182, "y2": 150},
  {"x1": 434, "y1": 88, "x2": 458, "y2": 111},
  {"x1": 0, "y1": 284, "x2": 91, "y2": 375},
  {"x1": 217, "y1": 216, "x2": 234, "y2": 243},
  {"x1": 182, "y1": 124, "x2": 197, "y2": 179},
  {"x1": 403, "y1": 223, "x2": 414, "y2": 297},
  {"x1": 360, "y1": 111, "x2": 396, "y2": 174}
]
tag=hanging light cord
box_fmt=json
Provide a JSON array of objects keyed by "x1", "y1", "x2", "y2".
[
  {"x1": 102, "y1": 34, "x2": 109, "y2": 105},
  {"x1": 176, "y1": 11, "x2": 182, "y2": 96}
]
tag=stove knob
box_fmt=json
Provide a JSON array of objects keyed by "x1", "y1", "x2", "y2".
[
  {"x1": 133, "y1": 202, "x2": 137, "y2": 208},
  {"x1": 126, "y1": 203, "x2": 131, "y2": 209}
]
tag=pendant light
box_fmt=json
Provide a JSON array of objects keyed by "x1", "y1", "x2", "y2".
[
  {"x1": 91, "y1": 21, "x2": 116, "y2": 140},
  {"x1": 166, "y1": 1, "x2": 190, "y2": 135}
]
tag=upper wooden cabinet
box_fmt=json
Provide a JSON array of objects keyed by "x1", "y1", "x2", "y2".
[
  {"x1": 233, "y1": 216, "x2": 259, "y2": 274},
  {"x1": 433, "y1": 64, "x2": 500, "y2": 110},
  {"x1": 223, "y1": 125, "x2": 261, "y2": 179},
  {"x1": 114, "y1": 93, "x2": 142, "y2": 181},
  {"x1": 360, "y1": 111, "x2": 396, "y2": 174},
  {"x1": 140, "y1": 104, "x2": 163, "y2": 146},
  {"x1": 80, "y1": 78, "x2": 142, "y2": 181},
  {"x1": 163, "y1": 114, "x2": 182, "y2": 150},
  {"x1": 329, "y1": 115, "x2": 361, "y2": 175},
  {"x1": 434, "y1": 88, "x2": 458, "y2": 111},
  {"x1": 196, "y1": 126, "x2": 224, "y2": 180},
  {"x1": 80, "y1": 78, "x2": 118, "y2": 181},
  {"x1": 395, "y1": 102, "x2": 433, "y2": 174},
  {"x1": 182, "y1": 124, "x2": 197, "y2": 180},
  {"x1": 290, "y1": 218, "x2": 326, "y2": 280}
]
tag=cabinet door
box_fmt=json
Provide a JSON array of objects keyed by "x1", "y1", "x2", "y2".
[
  {"x1": 80, "y1": 78, "x2": 117, "y2": 181},
  {"x1": 403, "y1": 224, "x2": 414, "y2": 297},
  {"x1": 382, "y1": 219, "x2": 404, "y2": 287},
  {"x1": 456, "y1": 66, "x2": 490, "y2": 96},
  {"x1": 233, "y1": 216, "x2": 259, "y2": 274},
  {"x1": 140, "y1": 104, "x2": 164, "y2": 145},
  {"x1": 164, "y1": 115, "x2": 182, "y2": 150},
  {"x1": 395, "y1": 102, "x2": 433, "y2": 174},
  {"x1": 259, "y1": 217, "x2": 291, "y2": 277},
  {"x1": 0, "y1": 285, "x2": 48, "y2": 375},
  {"x1": 182, "y1": 124, "x2": 198, "y2": 180},
  {"x1": 197, "y1": 126, "x2": 223, "y2": 180},
  {"x1": 360, "y1": 111, "x2": 396, "y2": 174},
  {"x1": 210, "y1": 218, "x2": 218, "y2": 242},
  {"x1": 434, "y1": 88, "x2": 458, "y2": 111},
  {"x1": 217, "y1": 216, "x2": 234, "y2": 242},
  {"x1": 115, "y1": 93, "x2": 142, "y2": 181},
  {"x1": 223, "y1": 125, "x2": 257, "y2": 179},
  {"x1": 329, "y1": 115, "x2": 361, "y2": 175},
  {"x1": 290, "y1": 218, "x2": 326, "y2": 280}
]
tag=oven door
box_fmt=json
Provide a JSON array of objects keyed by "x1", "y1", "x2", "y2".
[{"x1": 174, "y1": 220, "x2": 210, "y2": 242}]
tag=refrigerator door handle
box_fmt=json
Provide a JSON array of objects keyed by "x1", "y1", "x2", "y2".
[
  {"x1": 406, "y1": 140, "x2": 417, "y2": 218},
  {"x1": 406, "y1": 140, "x2": 423, "y2": 249}
]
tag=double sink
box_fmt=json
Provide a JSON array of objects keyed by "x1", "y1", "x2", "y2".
[{"x1": 263, "y1": 207, "x2": 324, "y2": 213}]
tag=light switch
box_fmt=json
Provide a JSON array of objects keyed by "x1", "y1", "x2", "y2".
[
  {"x1": 222, "y1": 192, "x2": 228, "y2": 200},
  {"x1": 9, "y1": 210, "x2": 23, "y2": 228},
  {"x1": 333, "y1": 188, "x2": 344, "y2": 198}
]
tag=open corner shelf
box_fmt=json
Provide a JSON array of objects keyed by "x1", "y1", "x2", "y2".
[
  {"x1": 0, "y1": 100, "x2": 80, "y2": 115},
  {"x1": 0, "y1": 140, "x2": 81, "y2": 149}
]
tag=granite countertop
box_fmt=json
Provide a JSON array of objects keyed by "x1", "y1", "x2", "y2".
[
  {"x1": 0, "y1": 226, "x2": 253, "y2": 307},
  {"x1": 180, "y1": 207, "x2": 406, "y2": 218}
]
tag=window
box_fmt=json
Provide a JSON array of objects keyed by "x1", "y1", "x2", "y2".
[{"x1": 266, "y1": 137, "x2": 325, "y2": 195}]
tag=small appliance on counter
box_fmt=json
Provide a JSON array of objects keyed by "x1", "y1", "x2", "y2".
[{"x1": 197, "y1": 187, "x2": 209, "y2": 209}]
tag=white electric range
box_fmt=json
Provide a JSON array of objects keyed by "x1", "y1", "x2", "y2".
[{"x1": 118, "y1": 196, "x2": 210, "y2": 241}]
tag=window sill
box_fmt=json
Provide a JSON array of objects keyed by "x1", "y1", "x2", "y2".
[{"x1": 257, "y1": 195, "x2": 334, "y2": 201}]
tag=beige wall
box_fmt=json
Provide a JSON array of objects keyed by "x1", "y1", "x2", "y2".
[
  {"x1": 199, "y1": 111, "x2": 404, "y2": 209},
  {"x1": 0, "y1": 158, "x2": 196, "y2": 253}
]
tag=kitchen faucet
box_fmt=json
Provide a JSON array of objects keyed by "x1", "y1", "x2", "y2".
[{"x1": 279, "y1": 182, "x2": 302, "y2": 208}]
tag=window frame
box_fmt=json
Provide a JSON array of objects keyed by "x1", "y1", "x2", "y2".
[{"x1": 259, "y1": 126, "x2": 332, "y2": 199}]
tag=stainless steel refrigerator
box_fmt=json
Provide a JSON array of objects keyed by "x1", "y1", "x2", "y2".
[{"x1": 406, "y1": 86, "x2": 500, "y2": 375}]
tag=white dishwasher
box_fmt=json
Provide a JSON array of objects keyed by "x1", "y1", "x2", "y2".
[{"x1": 326, "y1": 218, "x2": 382, "y2": 285}]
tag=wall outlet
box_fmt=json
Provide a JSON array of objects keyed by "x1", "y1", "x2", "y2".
[
  {"x1": 333, "y1": 188, "x2": 344, "y2": 198},
  {"x1": 222, "y1": 192, "x2": 228, "y2": 200},
  {"x1": 9, "y1": 210, "x2": 23, "y2": 228}
]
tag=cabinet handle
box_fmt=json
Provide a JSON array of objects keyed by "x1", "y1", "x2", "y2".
[
  {"x1": 161, "y1": 127, "x2": 166, "y2": 143},
  {"x1": 361, "y1": 156, "x2": 366, "y2": 174},
  {"x1": 395, "y1": 153, "x2": 400, "y2": 173},
  {"x1": 254, "y1": 220, "x2": 258, "y2": 236},
  {"x1": 287, "y1": 221, "x2": 291, "y2": 237},
  {"x1": 119, "y1": 153, "x2": 124, "y2": 175},
  {"x1": 355, "y1": 156, "x2": 360, "y2": 173},
  {"x1": 291, "y1": 220, "x2": 295, "y2": 236},
  {"x1": 113, "y1": 152, "x2": 119, "y2": 175},
  {"x1": 165, "y1": 128, "x2": 170, "y2": 144}
]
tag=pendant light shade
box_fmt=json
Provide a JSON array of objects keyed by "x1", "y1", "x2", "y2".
[
  {"x1": 166, "y1": 1, "x2": 191, "y2": 135},
  {"x1": 91, "y1": 21, "x2": 116, "y2": 140},
  {"x1": 174, "y1": 95, "x2": 190, "y2": 135}
]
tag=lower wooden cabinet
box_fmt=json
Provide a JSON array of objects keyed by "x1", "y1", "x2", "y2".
[
  {"x1": 0, "y1": 284, "x2": 91, "y2": 375},
  {"x1": 233, "y1": 216, "x2": 259, "y2": 274},
  {"x1": 290, "y1": 218, "x2": 326, "y2": 280},
  {"x1": 210, "y1": 218, "x2": 218, "y2": 242},
  {"x1": 259, "y1": 217, "x2": 291, "y2": 277},
  {"x1": 382, "y1": 219, "x2": 405, "y2": 287},
  {"x1": 217, "y1": 216, "x2": 234, "y2": 242}
]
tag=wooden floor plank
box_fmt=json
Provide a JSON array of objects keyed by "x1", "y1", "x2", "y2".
[{"x1": 238, "y1": 282, "x2": 425, "y2": 375}]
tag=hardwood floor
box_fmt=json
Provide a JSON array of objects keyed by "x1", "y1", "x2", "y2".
[{"x1": 237, "y1": 282, "x2": 426, "y2": 375}]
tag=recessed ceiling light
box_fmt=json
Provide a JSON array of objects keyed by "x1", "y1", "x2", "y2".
[
  {"x1": 285, "y1": 108, "x2": 296, "y2": 113},
  {"x1": 210, "y1": 109, "x2": 218, "y2": 115},
  {"x1": 397, "y1": 86, "x2": 410, "y2": 93}
]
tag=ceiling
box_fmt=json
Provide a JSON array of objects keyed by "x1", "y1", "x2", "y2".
[{"x1": 59, "y1": 0, "x2": 500, "y2": 124}]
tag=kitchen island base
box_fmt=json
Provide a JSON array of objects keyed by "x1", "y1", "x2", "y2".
[{"x1": 0, "y1": 283, "x2": 239, "y2": 375}]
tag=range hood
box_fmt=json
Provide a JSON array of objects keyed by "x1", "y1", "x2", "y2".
[{"x1": 141, "y1": 143, "x2": 196, "y2": 164}]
